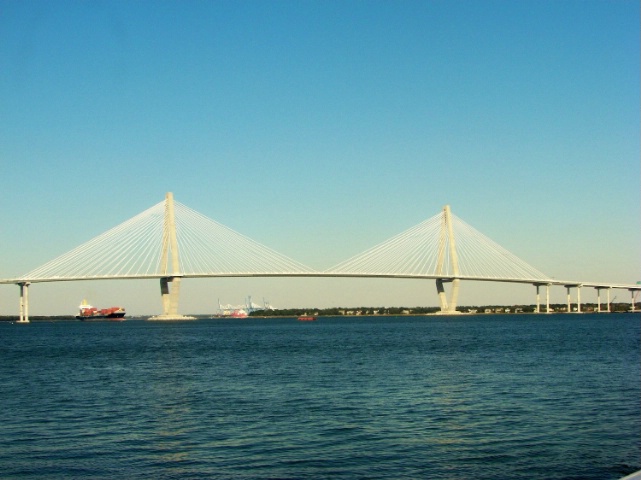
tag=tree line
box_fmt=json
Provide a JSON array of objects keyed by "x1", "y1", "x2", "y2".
[{"x1": 250, "y1": 302, "x2": 639, "y2": 316}]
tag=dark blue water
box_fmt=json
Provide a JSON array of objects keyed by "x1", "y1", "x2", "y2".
[{"x1": 0, "y1": 314, "x2": 638, "y2": 479}]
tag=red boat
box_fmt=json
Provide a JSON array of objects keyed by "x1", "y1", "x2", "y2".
[
  {"x1": 297, "y1": 316, "x2": 317, "y2": 321},
  {"x1": 76, "y1": 300, "x2": 126, "y2": 321}
]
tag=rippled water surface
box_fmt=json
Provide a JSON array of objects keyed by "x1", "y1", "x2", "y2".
[{"x1": 0, "y1": 314, "x2": 639, "y2": 479}]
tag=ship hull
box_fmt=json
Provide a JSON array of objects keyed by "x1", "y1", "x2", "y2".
[{"x1": 77, "y1": 312, "x2": 126, "y2": 321}]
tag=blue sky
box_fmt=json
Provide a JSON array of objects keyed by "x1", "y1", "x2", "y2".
[{"x1": 1, "y1": 0, "x2": 639, "y2": 315}]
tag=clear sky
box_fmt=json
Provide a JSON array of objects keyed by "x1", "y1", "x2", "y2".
[{"x1": 1, "y1": 0, "x2": 639, "y2": 315}]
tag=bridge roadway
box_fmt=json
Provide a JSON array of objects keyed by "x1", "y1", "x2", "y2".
[
  {"x1": 1, "y1": 271, "x2": 640, "y2": 289},
  {"x1": 2, "y1": 272, "x2": 640, "y2": 323}
]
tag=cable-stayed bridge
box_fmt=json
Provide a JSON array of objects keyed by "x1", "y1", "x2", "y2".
[{"x1": 2, "y1": 193, "x2": 639, "y2": 322}]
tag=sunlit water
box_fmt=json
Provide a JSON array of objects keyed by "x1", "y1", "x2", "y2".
[{"x1": 0, "y1": 314, "x2": 638, "y2": 479}]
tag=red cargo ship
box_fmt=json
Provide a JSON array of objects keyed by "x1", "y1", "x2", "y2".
[{"x1": 76, "y1": 300, "x2": 126, "y2": 321}]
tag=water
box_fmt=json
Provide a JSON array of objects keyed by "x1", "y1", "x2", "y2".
[{"x1": 0, "y1": 314, "x2": 638, "y2": 479}]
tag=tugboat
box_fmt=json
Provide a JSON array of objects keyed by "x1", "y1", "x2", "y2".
[
  {"x1": 76, "y1": 299, "x2": 126, "y2": 321},
  {"x1": 230, "y1": 309, "x2": 248, "y2": 318}
]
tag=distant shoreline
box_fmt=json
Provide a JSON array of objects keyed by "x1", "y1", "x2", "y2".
[{"x1": 1, "y1": 305, "x2": 638, "y2": 322}]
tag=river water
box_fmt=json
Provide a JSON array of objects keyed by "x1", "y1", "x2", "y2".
[{"x1": 0, "y1": 314, "x2": 638, "y2": 479}]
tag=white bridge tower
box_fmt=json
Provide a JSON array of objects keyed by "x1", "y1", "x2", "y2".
[
  {"x1": 435, "y1": 205, "x2": 461, "y2": 314},
  {"x1": 149, "y1": 192, "x2": 195, "y2": 320}
]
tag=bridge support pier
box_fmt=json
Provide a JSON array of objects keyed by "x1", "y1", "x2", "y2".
[
  {"x1": 436, "y1": 279, "x2": 447, "y2": 309},
  {"x1": 149, "y1": 276, "x2": 194, "y2": 320},
  {"x1": 17, "y1": 282, "x2": 30, "y2": 323},
  {"x1": 435, "y1": 278, "x2": 460, "y2": 314},
  {"x1": 534, "y1": 283, "x2": 552, "y2": 314},
  {"x1": 565, "y1": 284, "x2": 582, "y2": 313},
  {"x1": 161, "y1": 276, "x2": 180, "y2": 316},
  {"x1": 595, "y1": 287, "x2": 611, "y2": 313}
]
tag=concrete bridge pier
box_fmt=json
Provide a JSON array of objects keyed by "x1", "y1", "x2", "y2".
[
  {"x1": 161, "y1": 276, "x2": 181, "y2": 316},
  {"x1": 149, "y1": 276, "x2": 194, "y2": 321},
  {"x1": 17, "y1": 282, "x2": 30, "y2": 323},
  {"x1": 546, "y1": 284, "x2": 551, "y2": 313},
  {"x1": 565, "y1": 284, "x2": 582, "y2": 313},
  {"x1": 533, "y1": 283, "x2": 551, "y2": 313},
  {"x1": 595, "y1": 287, "x2": 611, "y2": 313},
  {"x1": 435, "y1": 278, "x2": 460, "y2": 314},
  {"x1": 436, "y1": 279, "x2": 447, "y2": 311}
]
